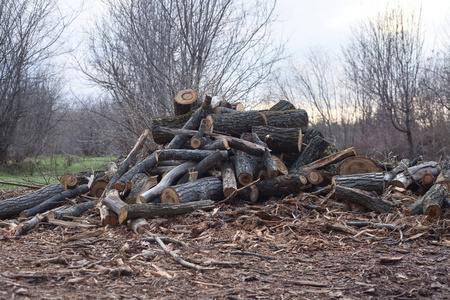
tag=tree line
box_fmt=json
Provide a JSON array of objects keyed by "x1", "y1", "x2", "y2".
[{"x1": 0, "y1": 0, "x2": 448, "y2": 164}]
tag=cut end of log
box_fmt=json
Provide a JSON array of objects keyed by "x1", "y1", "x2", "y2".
[
  {"x1": 91, "y1": 180, "x2": 108, "y2": 198},
  {"x1": 234, "y1": 103, "x2": 245, "y2": 112},
  {"x1": 175, "y1": 89, "x2": 198, "y2": 105},
  {"x1": 421, "y1": 173, "x2": 435, "y2": 186},
  {"x1": 118, "y1": 207, "x2": 128, "y2": 224},
  {"x1": 60, "y1": 174, "x2": 77, "y2": 190},
  {"x1": 190, "y1": 137, "x2": 202, "y2": 149},
  {"x1": 223, "y1": 187, "x2": 237, "y2": 198},
  {"x1": 424, "y1": 205, "x2": 441, "y2": 219},
  {"x1": 272, "y1": 155, "x2": 288, "y2": 175},
  {"x1": 338, "y1": 156, "x2": 382, "y2": 175},
  {"x1": 307, "y1": 169, "x2": 322, "y2": 185},
  {"x1": 238, "y1": 173, "x2": 253, "y2": 186},
  {"x1": 161, "y1": 187, "x2": 180, "y2": 204},
  {"x1": 267, "y1": 169, "x2": 279, "y2": 178}
]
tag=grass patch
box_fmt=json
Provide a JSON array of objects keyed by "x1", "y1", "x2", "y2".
[{"x1": 0, "y1": 155, "x2": 116, "y2": 189}]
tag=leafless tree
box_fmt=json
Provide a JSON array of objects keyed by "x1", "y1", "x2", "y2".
[
  {"x1": 85, "y1": 0, "x2": 284, "y2": 142},
  {"x1": 343, "y1": 4, "x2": 424, "y2": 157},
  {"x1": 0, "y1": 0, "x2": 68, "y2": 163}
]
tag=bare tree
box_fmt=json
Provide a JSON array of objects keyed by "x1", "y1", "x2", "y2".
[
  {"x1": 85, "y1": 0, "x2": 284, "y2": 142},
  {"x1": 343, "y1": 4, "x2": 424, "y2": 157},
  {"x1": 0, "y1": 0, "x2": 67, "y2": 163}
]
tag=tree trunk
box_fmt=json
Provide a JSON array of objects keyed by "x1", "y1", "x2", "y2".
[
  {"x1": 290, "y1": 136, "x2": 330, "y2": 174},
  {"x1": 231, "y1": 155, "x2": 259, "y2": 186},
  {"x1": 21, "y1": 184, "x2": 89, "y2": 218},
  {"x1": 384, "y1": 158, "x2": 410, "y2": 184},
  {"x1": 334, "y1": 185, "x2": 394, "y2": 213},
  {"x1": 161, "y1": 177, "x2": 223, "y2": 204},
  {"x1": 255, "y1": 174, "x2": 308, "y2": 199},
  {"x1": 0, "y1": 182, "x2": 64, "y2": 219},
  {"x1": 252, "y1": 126, "x2": 302, "y2": 153},
  {"x1": 405, "y1": 184, "x2": 447, "y2": 218},
  {"x1": 174, "y1": 89, "x2": 198, "y2": 116},
  {"x1": 338, "y1": 156, "x2": 383, "y2": 175},
  {"x1": 333, "y1": 173, "x2": 385, "y2": 195},
  {"x1": 119, "y1": 200, "x2": 216, "y2": 224}
]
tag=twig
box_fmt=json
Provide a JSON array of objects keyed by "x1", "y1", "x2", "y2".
[
  {"x1": 154, "y1": 236, "x2": 213, "y2": 271},
  {"x1": 141, "y1": 236, "x2": 188, "y2": 248},
  {"x1": 228, "y1": 250, "x2": 276, "y2": 259},
  {"x1": 347, "y1": 220, "x2": 404, "y2": 244}
]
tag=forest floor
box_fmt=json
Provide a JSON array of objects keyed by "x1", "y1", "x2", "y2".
[{"x1": 0, "y1": 188, "x2": 449, "y2": 300}]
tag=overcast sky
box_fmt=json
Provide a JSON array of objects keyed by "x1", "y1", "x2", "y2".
[{"x1": 60, "y1": 0, "x2": 450, "y2": 96}]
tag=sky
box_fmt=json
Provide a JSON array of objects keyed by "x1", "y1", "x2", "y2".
[{"x1": 59, "y1": 0, "x2": 450, "y2": 97}]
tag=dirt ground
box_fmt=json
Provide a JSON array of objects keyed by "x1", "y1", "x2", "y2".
[{"x1": 0, "y1": 190, "x2": 449, "y2": 300}]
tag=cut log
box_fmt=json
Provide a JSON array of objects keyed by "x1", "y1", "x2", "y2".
[
  {"x1": 190, "y1": 119, "x2": 209, "y2": 149},
  {"x1": 124, "y1": 173, "x2": 147, "y2": 203},
  {"x1": 405, "y1": 184, "x2": 447, "y2": 218},
  {"x1": 165, "y1": 94, "x2": 212, "y2": 150},
  {"x1": 334, "y1": 185, "x2": 394, "y2": 214},
  {"x1": 269, "y1": 100, "x2": 296, "y2": 111},
  {"x1": 114, "y1": 149, "x2": 228, "y2": 192},
  {"x1": 436, "y1": 162, "x2": 450, "y2": 192},
  {"x1": 102, "y1": 189, "x2": 128, "y2": 215},
  {"x1": 384, "y1": 158, "x2": 411, "y2": 184},
  {"x1": 161, "y1": 177, "x2": 223, "y2": 204},
  {"x1": 15, "y1": 206, "x2": 67, "y2": 236},
  {"x1": 100, "y1": 205, "x2": 117, "y2": 227},
  {"x1": 233, "y1": 103, "x2": 245, "y2": 112},
  {"x1": 391, "y1": 162, "x2": 440, "y2": 190},
  {"x1": 338, "y1": 156, "x2": 383, "y2": 175},
  {"x1": 201, "y1": 138, "x2": 230, "y2": 151},
  {"x1": 138, "y1": 161, "x2": 196, "y2": 203},
  {"x1": 333, "y1": 173, "x2": 385, "y2": 195},
  {"x1": 125, "y1": 175, "x2": 158, "y2": 204},
  {"x1": 206, "y1": 109, "x2": 308, "y2": 137},
  {"x1": 252, "y1": 126, "x2": 302, "y2": 153},
  {"x1": 59, "y1": 174, "x2": 78, "y2": 190},
  {"x1": 47, "y1": 201, "x2": 95, "y2": 221},
  {"x1": 238, "y1": 185, "x2": 259, "y2": 202},
  {"x1": 250, "y1": 133, "x2": 278, "y2": 178},
  {"x1": 290, "y1": 136, "x2": 330, "y2": 174},
  {"x1": 174, "y1": 89, "x2": 198, "y2": 116},
  {"x1": 221, "y1": 161, "x2": 237, "y2": 198},
  {"x1": 231, "y1": 155, "x2": 259, "y2": 186},
  {"x1": 178, "y1": 150, "x2": 227, "y2": 184},
  {"x1": 0, "y1": 182, "x2": 64, "y2": 219},
  {"x1": 128, "y1": 218, "x2": 151, "y2": 234},
  {"x1": 307, "y1": 169, "x2": 334, "y2": 187},
  {"x1": 298, "y1": 147, "x2": 356, "y2": 174},
  {"x1": 119, "y1": 200, "x2": 216, "y2": 224},
  {"x1": 272, "y1": 155, "x2": 288, "y2": 175},
  {"x1": 21, "y1": 184, "x2": 90, "y2": 218},
  {"x1": 255, "y1": 174, "x2": 308, "y2": 199},
  {"x1": 152, "y1": 110, "x2": 195, "y2": 145},
  {"x1": 90, "y1": 176, "x2": 108, "y2": 198}
]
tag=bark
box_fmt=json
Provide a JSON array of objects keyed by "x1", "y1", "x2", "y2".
[
  {"x1": 436, "y1": 162, "x2": 450, "y2": 192},
  {"x1": 384, "y1": 158, "x2": 410, "y2": 184},
  {"x1": 161, "y1": 177, "x2": 223, "y2": 204},
  {"x1": 190, "y1": 119, "x2": 209, "y2": 149},
  {"x1": 174, "y1": 89, "x2": 198, "y2": 116},
  {"x1": 405, "y1": 184, "x2": 447, "y2": 218},
  {"x1": 15, "y1": 206, "x2": 67, "y2": 236},
  {"x1": 138, "y1": 162, "x2": 197, "y2": 203},
  {"x1": 333, "y1": 173, "x2": 385, "y2": 195},
  {"x1": 255, "y1": 174, "x2": 308, "y2": 199},
  {"x1": 47, "y1": 201, "x2": 95, "y2": 221},
  {"x1": 334, "y1": 185, "x2": 394, "y2": 214},
  {"x1": 221, "y1": 161, "x2": 237, "y2": 198},
  {"x1": 214, "y1": 107, "x2": 238, "y2": 114},
  {"x1": 338, "y1": 156, "x2": 383, "y2": 175},
  {"x1": 125, "y1": 174, "x2": 158, "y2": 204},
  {"x1": 165, "y1": 94, "x2": 212, "y2": 149},
  {"x1": 119, "y1": 200, "x2": 216, "y2": 224},
  {"x1": 206, "y1": 109, "x2": 308, "y2": 137},
  {"x1": 290, "y1": 136, "x2": 330, "y2": 174},
  {"x1": 250, "y1": 133, "x2": 278, "y2": 178},
  {"x1": 0, "y1": 182, "x2": 64, "y2": 219},
  {"x1": 21, "y1": 184, "x2": 90, "y2": 218},
  {"x1": 151, "y1": 110, "x2": 195, "y2": 145},
  {"x1": 178, "y1": 150, "x2": 227, "y2": 184},
  {"x1": 252, "y1": 126, "x2": 302, "y2": 153},
  {"x1": 124, "y1": 173, "x2": 148, "y2": 203},
  {"x1": 298, "y1": 147, "x2": 356, "y2": 173},
  {"x1": 391, "y1": 162, "x2": 439, "y2": 189},
  {"x1": 269, "y1": 100, "x2": 296, "y2": 111},
  {"x1": 115, "y1": 149, "x2": 227, "y2": 192},
  {"x1": 231, "y1": 155, "x2": 259, "y2": 186}
]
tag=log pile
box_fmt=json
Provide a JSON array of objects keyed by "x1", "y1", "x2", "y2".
[{"x1": 0, "y1": 95, "x2": 448, "y2": 236}]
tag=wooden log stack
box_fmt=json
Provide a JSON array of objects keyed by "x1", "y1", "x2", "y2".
[{"x1": 0, "y1": 94, "x2": 448, "y2": 236}]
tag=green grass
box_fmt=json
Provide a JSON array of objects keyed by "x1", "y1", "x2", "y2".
[{"x1": 0, "y1": 155, "x2": 116, "y2": 189}]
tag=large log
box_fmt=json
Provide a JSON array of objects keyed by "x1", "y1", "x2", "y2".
[
  {"x1": 384, "y1": 158, "x2": 410, "y2": 184},
  {"x1": 138, "y1": 161, "x2": 196, "y2": 203},
  {"x1": 269, "y1": 100, "x2": 296, "y2": 111},
  {"x1": 252, "y1": 126, "x2": 302, "y2": 153},
  {"x1": 165, "y1": 94, "x2": 212, "y2": 149},
  {"x1": 290, "y1": 136, "x2": 330, "y2": 174},
  {"x1": 250, "y1": 133, "x2": 278, "y2": 178},
  {"x1": 47, "y1": 201, "x2": 95, "y2": 221},
  {"x1": 338, "y1": 156, "x2": 383, "y2": 175},
  {"x1": 405, "y1": 184, "x2": 447, "y2": 218},
  {"x1": 0, "y1": 182, "x2": 64, "y2": 219},
  {"x1": 21, "y1": 184, "x2": 90, "y2": 218},
  {"x1": 333, "y1": 173, "x2": 385, "y2": 195},
  {"x1": 297, "y1": 147, "x2": 356, "y2": 174},
  {"x1": 221, "y1": 161, "x2": 237, "y2": 198},
  {"x1": 119, "y1": 200, "x2": 216, "y2": 224},
  {"x1": 102, "y1": 189, "x2": 128, "y2": 215},
  {"x1": 174, "y1": 89, "x2": 198, "y2": 116},
  {"x1": 161, "y1": 177, "x2": 223, "y2": 204},
  {"x1": 254, "y1": 174, "x2": 308, "y2": 199},
  {"x1": 114, "y1": 149, "x2": 228, "y2": 192},
  {"x1": 151, "y1": 111, "x2": 195, "y2": 145},
  {"x1": 334, "y1": 185, "x2": 394, "y2": 214},
  {"x1": 126, "y1": 175, "x2": 158, "y2": 204},
  {"x1": 391, "y1": 162, "x2": 440, "y2": 189},
  {"x1": 231, "y1": 154, "x2": 259, "y2": 186},
  {"x1": 206, "y1": 109, "x2": 308, "y2": 137}
]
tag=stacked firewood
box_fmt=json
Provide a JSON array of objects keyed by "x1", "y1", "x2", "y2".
[{"x1": 0, "y1": 91, "x2": 449, "y2": 235}]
